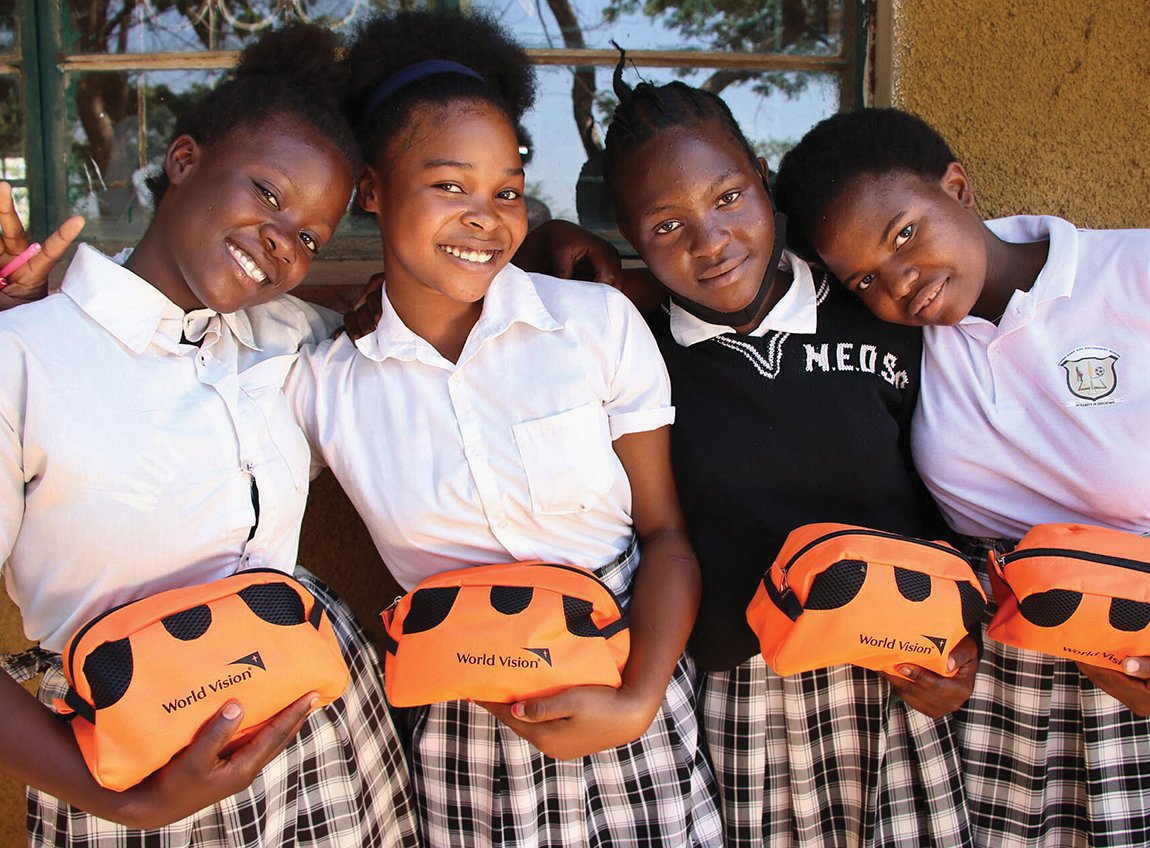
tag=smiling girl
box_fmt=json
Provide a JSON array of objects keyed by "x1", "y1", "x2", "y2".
[
  {"x1": 0, "y1": 24, "x2": 418, "y2": 848},
  {"x1": 775, "y1": 105, "x2": 1150, "y2": 848},
  {"x1": 286, "y1": 9, "x2": 723, "y2": 846}
]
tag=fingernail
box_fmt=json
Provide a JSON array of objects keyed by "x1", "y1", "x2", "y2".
[
  {"x1": 222, "y1": 702, "x2": 242, "y2": 721},
  {"x1": 947, "y1": 656, "x2": 958, "y2": 672},
  {"x1": 307, "y1": 695, "x2": 319, "y2": 710},
  {"x1": 898, "y1": 666, "x2": 914, "y2": 677},
  {"x1": 1126, "y1": 658, "x2": 1142, "y2": 675},
  {"x1": 511, "y1": 702, "x2": 526, "y2": 719}
]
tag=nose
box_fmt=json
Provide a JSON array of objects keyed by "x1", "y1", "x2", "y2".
[
  {"x1": 887, "y1": 258, "x2": 919, "y2": 298},
  {"x1": 461, "y1": 197, "x2": 497, "y2": 230},
  {"x1": 691, "y1": 218, "x2": 730, "y2": 259},
  {"x1": 260, "y1": 220, "x2": 297, "y2": 265}
]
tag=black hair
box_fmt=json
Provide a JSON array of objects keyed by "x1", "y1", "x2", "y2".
[
  {"x1": 602, "y1": 48, "x2": 760, "y2": 205},
  {"x1": 774, "y1": 107, "x2": 956, "y2": 260},
  {"x1": 344, "y1": 9, "x2": 536, "y2": 167},
  {"x1": 146, "y1": 23, "x2": 358, "y2": 203}
]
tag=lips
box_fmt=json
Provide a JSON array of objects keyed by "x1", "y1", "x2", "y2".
[
  {"x1": 440, "y1": 244, "x2": 499, "y2": 265},
  {"x1": 226, "y1": 241, "x2": 269, "y2": 284},
  {"x1": 909, "y1": 276, "x2": 947, "y2": 318},
  {"x1": 697, "y1": 255, "x2": 747, "y2": 285}
]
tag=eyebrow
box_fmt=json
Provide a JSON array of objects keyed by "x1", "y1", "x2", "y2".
[
  {"x1": 641, "y1": 166, "x2": 744, "y2": 221},
  {"x1": 879, "y1": 210, "x2": 908, "y2": 244},
  {"x1": 424, "y1": 158, "x2": 524, "y2": 177}
]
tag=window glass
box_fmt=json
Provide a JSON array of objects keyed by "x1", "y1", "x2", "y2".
[{"x1": 471, "y1": 0, "x2": 845, "y2": 55}]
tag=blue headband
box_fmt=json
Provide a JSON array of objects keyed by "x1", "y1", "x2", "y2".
[{"x1": 360, "y1": 60, "x2": 486, "y2": 127}]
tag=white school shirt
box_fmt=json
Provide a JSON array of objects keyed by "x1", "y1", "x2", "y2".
[
  {"x1": 287, "y1": 264, "x2": 674, "y2": 591},
  {"x1": 666, "y1": 249, "x2": 818, "y2": 346},
  {"x1": 912, "y1": 215, "x2": 1150, "y2": 539},
  {"x1": 0, "y1": 244, "x2": 338, "y2": 652}
]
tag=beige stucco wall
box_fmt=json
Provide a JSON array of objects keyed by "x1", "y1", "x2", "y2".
[
  {"x1": 3, "y1": 0, "x2": 1150, "y2": 839},
  {"x1": 888, "y1": 0, "x2": 1150, "y2": 227}
]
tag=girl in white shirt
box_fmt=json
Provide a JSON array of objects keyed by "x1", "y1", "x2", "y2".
[
  {"x1": 288, "y1": 9, "x2": 722, "y2": 847},
  {"x1": 775, "y1": 106, "x2": 1150, "y2": 848},
  {"x1": 0, "y1": 25, "x2": 419, "y2": 848}
]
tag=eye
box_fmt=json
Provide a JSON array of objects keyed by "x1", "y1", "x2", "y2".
[
  {"x1": 497, "y1": 187, "x2": 522, "y2": 201},
  {"x1": 654, "y1": 220, "x2": 682, "y2": 235},
  {"x1": 717, "y1": 190, "x2": 741, "y2": 207},
  {"x1": 435, "y1": 183, "x2": 464, "y2": 193},
  {"x1": 299, "y1": 232, "x2": 319, "y2": 254},
  {"x1": 856, "y1": 273, "x2": 875, "y2": 292},
  {"x1": 254, "y1": 182, "x2": 280, "y2": 209},
  {"x1": 894, "y1": 224, "x2": 913, "y2": 248}
]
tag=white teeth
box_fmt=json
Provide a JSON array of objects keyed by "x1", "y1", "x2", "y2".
[
  {"x1": 441, "y1": 245, "x2": 495, "y2": 264},
  {"x1": 227, "y1": 243, "x2": 268, "y2": 283}
]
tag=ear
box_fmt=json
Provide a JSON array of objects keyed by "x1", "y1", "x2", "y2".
[
  {"x1": 939, "y1": 161, "x2": 976, "y2": 209},
  {"x1": 164, "y1": 134, "x2": 201, "y2": 187},
  {"x1": 757, "y1": 156, "x2": 771, "y2": 183},
  {"x1": 356, "y1": 164, "x2": 384, "y2": 214}
]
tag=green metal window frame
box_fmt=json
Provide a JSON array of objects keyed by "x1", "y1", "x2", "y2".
[{"x1": 12, "y1": 0, "x2": 872, "y2": 240}]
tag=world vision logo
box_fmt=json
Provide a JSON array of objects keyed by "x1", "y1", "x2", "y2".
[
  {"x1": 1060, "y1": 346, "x2": 1119, "y2": 401},
  {"x1": 454, "y1": 647, "x2": 553, "y2": 669},
  {"x1": 922, "y1": 635, "x2": 948, "y2": 655},
  {"x1": 162, "y1": 652, "x2": 264, "y2": 715},
  {"x1": 522, "y1": 647, "x2": 553, "y2": 666}
]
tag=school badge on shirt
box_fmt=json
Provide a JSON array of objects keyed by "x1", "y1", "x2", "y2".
[{"x1": 1060, "y1": 346, "x2": 1119, "y2": 402}]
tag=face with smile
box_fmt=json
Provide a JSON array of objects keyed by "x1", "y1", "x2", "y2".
[
  {"x1": 357, "y1": 100, "x2": 528, "y2": 317},
  {"x1": 615, "y1": 123, "x2": 777, "y2": 329},
  {"x1": 812, "y1": 163, "x2": 993, "y2": 327},
  {"x1": 132, "y1": 116, "x2": 353, "y2": 314}
]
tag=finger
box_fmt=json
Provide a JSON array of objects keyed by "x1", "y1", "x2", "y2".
[
  {"x1": 17, "y1": 217, "x2": 85, "y2": 285},
  {"x1": 507, "y1": 692, "x2": 579, "y2": 724},
  {"x1": 224, "y1": 692, "x2": 317, "y2": 772},
  {"x1": 183, "y1": 700, "x2": 246, "y2": 767},
  {"x1": 0, "y1": 182, "x2": 30, "y2": 254},
  {"x1": 1124, "y1": 656, "x2": 1150, "y2": 679},
  {"x1": 586, "y1": 250, "x2": 622, "y2": 287}
]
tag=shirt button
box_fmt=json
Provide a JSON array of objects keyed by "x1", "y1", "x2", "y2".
[{"x1": 243, "y1": 461, "x2": 254, "y2": 472}]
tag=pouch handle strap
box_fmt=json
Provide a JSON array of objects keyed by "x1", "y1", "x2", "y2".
[
  {"x1": 599, "y1": 615, "x2": 629, "y2": 640},
  {"x1": 59, "y1": 687, "x2": 96, "y2": 724},
  {"x1": 763, "y1": 573, "x2": 804, "y2": 622}
]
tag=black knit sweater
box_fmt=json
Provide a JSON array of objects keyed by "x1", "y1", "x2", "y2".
[{"x1": 650, "y1": 275, "x2": 946, "y2": 670}]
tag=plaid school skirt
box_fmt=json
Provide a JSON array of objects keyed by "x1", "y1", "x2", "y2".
[
  {"x1": 954, "y1": 539, "x2": 1150, "y2": 847},
  {"x1": 9, "y1": 569, "x2": 420, "y2": 848},
  {"x1": 698, "y1": 656, "x2": 974, "y2": 848},
  {"x1": 395, "y1": 541, "x2": 725, "y2": 847}
]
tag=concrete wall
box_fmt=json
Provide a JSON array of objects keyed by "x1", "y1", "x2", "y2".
[
  {"x1": 4, "y1": 0, "x2": 1150, "y2": 839},
  {"x1": 888, "y1": 0, "x2": 1150, "y2": 227}
]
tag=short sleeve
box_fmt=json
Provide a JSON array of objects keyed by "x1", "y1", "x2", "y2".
[{"x1": 601, "y1": 287, "x2": 675, "y2": 439}]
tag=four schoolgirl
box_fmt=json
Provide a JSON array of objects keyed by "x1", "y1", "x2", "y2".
[
  {"x1": 775, "y1": 106, "x2": 1150, "y2": 848},
  {"x1": 0, "y1": 25, "x2": 419, "y2": 847},
  {"x1": 285, "y1": 9, "x2": 723, "y2": 846}
]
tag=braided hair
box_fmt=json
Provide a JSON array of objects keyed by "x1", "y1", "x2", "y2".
[
  {"x1": 774, "y1": 108, "x2": 956, "y2": 260},
  {"x1": 344, "y1": 9, "x2": 536, "y2": 169},
  {"x1": 146, "y1": 23, "x2": 358, "y2": 203},
  {"x1": 602, "y1": 48, "x2": 760, "y2": 199}
]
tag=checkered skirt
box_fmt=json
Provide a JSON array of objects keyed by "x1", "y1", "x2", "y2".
[
  {"x1": 954, "y1": 541, "x2": 1150, "y2": 847},
  {"x1": 20, "y1": 570, "x2": 421, "y2": 848},
  {"x1": 395, "y1": 543, "x2": 725, "y2": 847},
  {"x1": 698, "y1": 656, "x2": 974, "y2": 847}
]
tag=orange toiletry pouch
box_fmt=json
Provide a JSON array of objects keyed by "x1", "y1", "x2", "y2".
[
  {"x1": 987, "y1": 523, "x2": 1150, "y2": 670},
  {"x1": 747, "y1": 523, "x2": 987, "y2": 677},
  {"x1": 57, "y1": 569, "x2": 350, "y2": 791},
  {"x1": 381, "y1": 561, "x2": 629, "y2": 707}
]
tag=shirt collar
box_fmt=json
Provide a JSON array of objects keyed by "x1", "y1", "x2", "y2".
[
  {"x1": 61, "y1": 244, "x2": 258, "y2": 353},
  {"x1": 668, "y1": 249, "x2": 818, "y2": 347},
  {"x1": 355, "y1": 263, "x2": 561, "y2": 363},
  {"x1": 958, "y1": 215, "x2": 1077, "y2": 329}
]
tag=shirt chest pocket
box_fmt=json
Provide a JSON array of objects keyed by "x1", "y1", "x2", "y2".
[
  {"x1": 513, "y1": 402, "x2": 615, "y2": 515},
  {"x1": 238, "y1": 355, "x2": 309, "y2": 494}
]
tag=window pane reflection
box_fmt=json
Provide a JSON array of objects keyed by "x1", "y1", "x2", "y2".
[{"x1": 471, "y1": 0, "x2": 844, "y2": 55}]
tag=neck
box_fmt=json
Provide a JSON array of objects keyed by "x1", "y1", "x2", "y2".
[
  {"x1": 730, "y1": 268, "x2": 793, "y2": 335},
  {"x1": 384, "y1": 279, "x2": 482, "y2": 364},
  {"x1": 973, "y1": 229, "x2": 1050, "y2": 322},
  {"x1": 123, "y1": 225, "x2": 200, "y2": 312}
]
